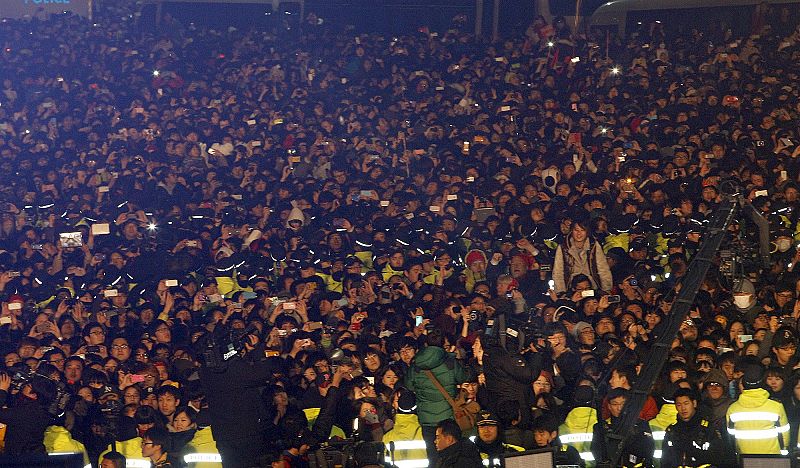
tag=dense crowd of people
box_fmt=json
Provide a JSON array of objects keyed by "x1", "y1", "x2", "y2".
[{"x1": 0, "y1": 1, "x2": 799, "y2": 467}]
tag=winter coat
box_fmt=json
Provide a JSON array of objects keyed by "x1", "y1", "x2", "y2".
[
  {"x1": 44, "y1": 425, "x2": 89, "y2": 465},
  {"x1": 552, "y1": 238, "x2": 613, "y2": 294},
  {"x1": 404, "y1": 346, "x2": 467, "y2": 427},
  {"x1": 726, "y1": 387, "x2": 789, "y2": 455},
  {"x1": 434, "y1": 437, "x2": 483, "y2": 468},
  {"x1": 383, "y1": 413, "x2": 426, "y2": 462},
  {"x1": 482, "y1": 343, "x2": 542, "y2": 413}
]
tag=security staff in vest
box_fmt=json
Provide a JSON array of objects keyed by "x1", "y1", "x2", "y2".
[
  {"x1": 474, "y1": 410, "x2": 524, "y2": 466},
  {"x1": 531, "y1": 414, "x2": 584, "y2": 467},
  {"x1": 726, "y1": 362, "x2": 790, "y2": 456},
  {"x1": 661, "y1": 388, "x2": 734, "y2": 468},
  {"x1": 591, "y1": 388, "x2": 654, "y2": 468},
  {"x1": 198, "y1": 327, "x2": 283, "y2": 468}
]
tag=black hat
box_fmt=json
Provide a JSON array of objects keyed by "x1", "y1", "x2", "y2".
[
  {"x1": 741, "y1": 364, "x2": 764, "y2": 389},
  {"x1": 772, "y1": 328, "x2": 797, "y2": 349},
  {"x1": 573, "y1": 385, "x2": 594, "y2": 406},
  {"x1": 397, "y1": 391, "x2": 417, "y2": 414}
]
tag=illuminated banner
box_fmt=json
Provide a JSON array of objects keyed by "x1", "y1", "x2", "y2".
[{"x1": 0, "y1": 0, "x2": 90, "y2": 19}]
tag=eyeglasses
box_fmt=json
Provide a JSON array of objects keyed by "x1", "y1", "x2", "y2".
[
  {"x1": 141, "y1": 441, "x2": 155, "y2": 446},
  {"x1": 112, "y1": 344, "x2": 130, "y2": 350},
  {"x1": 48, "y1": 358, "x2": 65, "y2": 365},
  {"x1": 90, "y1": 330, "x2": 105, "y2": 336}
]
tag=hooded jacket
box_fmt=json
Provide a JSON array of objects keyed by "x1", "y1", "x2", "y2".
[
  {"x1": 559, "y1": 406, "x2": 597, "y2": 460},
  {"x1": 726, "y1": 387, "x2": 789, "y2": 455},
  {"x1": 482, "y1": 343, "x2": 542, "y2": 414},
  {"x1": 183, "y1": 427, "x2": 222, "y2": 468},
  {"x1": 44, "y1": 425, "x2": 89, "y2": 465},
  {"x1": 404, "y1": 346, "x2": 467, "y2": 426},
  {"x1": 649, "y1": 403, "x2": 677, "y2": 459},
  {"x1": 382, "y1": 413, "x2": 426, "y2": 462}
]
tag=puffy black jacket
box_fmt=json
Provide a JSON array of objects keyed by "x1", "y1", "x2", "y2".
[
  {"x1": 0, "y1": 395, "x2": 52, "y2": 456},
  {"x1": 199, "y1": 352, "x2": 282, "y2": 443},
  {"x1": 434, "y1": 437, "x2": 483, "y2": 468},
  {"x1": 482, "y1": 344, "x2": 542, "y2": 410}
]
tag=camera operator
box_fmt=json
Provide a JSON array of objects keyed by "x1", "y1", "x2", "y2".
[
  {"x1": 0, "y1": 371, "x2": 57, "y2": 456},
  {"x1": 199, "y1": 328, "x2": 283, "y2": 468},
  {"x1": 473, "y1": 332, "x2": 542, "y2": 427}
]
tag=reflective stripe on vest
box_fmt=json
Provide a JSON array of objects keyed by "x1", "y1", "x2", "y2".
[
  {"x1": 653, "y1": 449, "x2": 662, "y2": 459},
  {"x1": 392, "y1": 460, "x2": 429, "y2": 468},
  {"x1": 580, "y1": 452, "x2": 595, "y2": 461},
  {"x1": 383, "y1": 439, "x2": 429, "y2": 468},
  {"x1": 729, "y1": 412, "x2": 780, "y2": 423},
  {"x1": 727, "y1": 425, "x2": 790, "y2": 439},
  {"x1": 389, "y1": 440, "x2": 428, "y2": 451},
  {"x1": 652, "y1": 431, "x2": 666, "y2": 441},
  {"x1": 482, "y1": 458, "x2": 501, "y2": 467},
  {"x1": 559, "y1": 432, "x2": 593, "y2": 443},
  {"x1": 184, "y1": 453, "x2": 223, "y2": 463}
]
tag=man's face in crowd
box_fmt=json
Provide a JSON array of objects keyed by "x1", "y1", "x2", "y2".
[
  {"x1": 65, "y1": 360, "x2": 83, "y2": 382},
  {"x1": 434, "y1": 428, "x2": 456, "y2": 452},
  {"x1": 774, "y1": 342, "x2": 797, "y2": 365},
  {"x1": 609, "y1": 370, "x2": 628, "y2": 389},
  {"x1": 85, "y1": 326, "x2": 106, "y2": 346},
  {"x1": 478, "y1": 424, "x2": 498, "y2": 443},
  {"x1": 158, "y1": 392, "x2": 180, "y2": 417},
  {"x1": 674, "y1": 395, "x2": 697, "y2": 422},
  {"x1": 509, "y1": 256, "x2": 529, "y2": 278},
  {"x1": 533, "y1": 429, "x2": 556, "y2": 447},
  {"x1": 705, "y1": 382, "x2": 724, "y2": 400},
  {"x1": 111, "y1": 338, "x2": 131, "y2": 361},
  {"x1": 141, "y1": 438, "x2": 159, "y2": 459},
  {"x1": 608, "y1": 396, "x2": 627, "y2": 418}
]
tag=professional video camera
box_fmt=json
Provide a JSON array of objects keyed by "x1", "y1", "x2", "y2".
[
  {"x1": 197, "y1": 322, "x2": 260, "y2": 370},
  {"x1": 9, "y1": 366, "x2": 69, "y2": 418}
]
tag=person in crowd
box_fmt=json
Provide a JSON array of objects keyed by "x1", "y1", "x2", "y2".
[
  {"x1": 661, "y1": 388, "x2": 733, "y2": 468},
  {"x1": 433, "y1": 419, "x2": 482, "y2": 468},
  {"x1": 592, "y1": 388, "x2": 654, "y2": 468}
]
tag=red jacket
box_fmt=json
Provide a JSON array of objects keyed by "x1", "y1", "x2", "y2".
[{"x1": 601, "y1": 394, "x2": 659, "y2": 421}]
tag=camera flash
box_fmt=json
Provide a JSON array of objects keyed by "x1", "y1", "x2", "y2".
[
  {"x1": 152, "y1": 70, "x2": 160, "y2": 77},
  {"x1": 611, "y1": 67, "x2": 620, "y2": 75},
  {"x1": 547, "y1": 41, "x2": 554, "y2": 47}
]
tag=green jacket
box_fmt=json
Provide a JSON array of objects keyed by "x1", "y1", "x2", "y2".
[{"x1": 404, "y1": 346, "x2": 467, "y2": 426}]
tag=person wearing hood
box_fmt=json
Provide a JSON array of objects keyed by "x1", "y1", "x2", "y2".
[
  {"x1": 649, "y1": 383, "x2": 679, "y2": 463},
  {"x1": 558, "y1": 385, "x2": 597, "y2": 464},
  {"x1": 732, "y1": 278, "x2": 764, "y2": 323},
  {"x1": 404, "y1": 330, "x2": 467, "y2": 465},
  {"x1": 382, "y1": 388, "x2": 426, "y2": 466},
  {"x1": 473, "y1": 411, "x2": 524, "y2": 466},
  {"x1": 699, "y1": 369, "x2": 732, "y2": 425},
  {"x1": 661, "y1": 388, "x2": 733, "y2": 468},
  {"x1": 726, "y1": 363, "x2": 790, "y2": 455}
]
